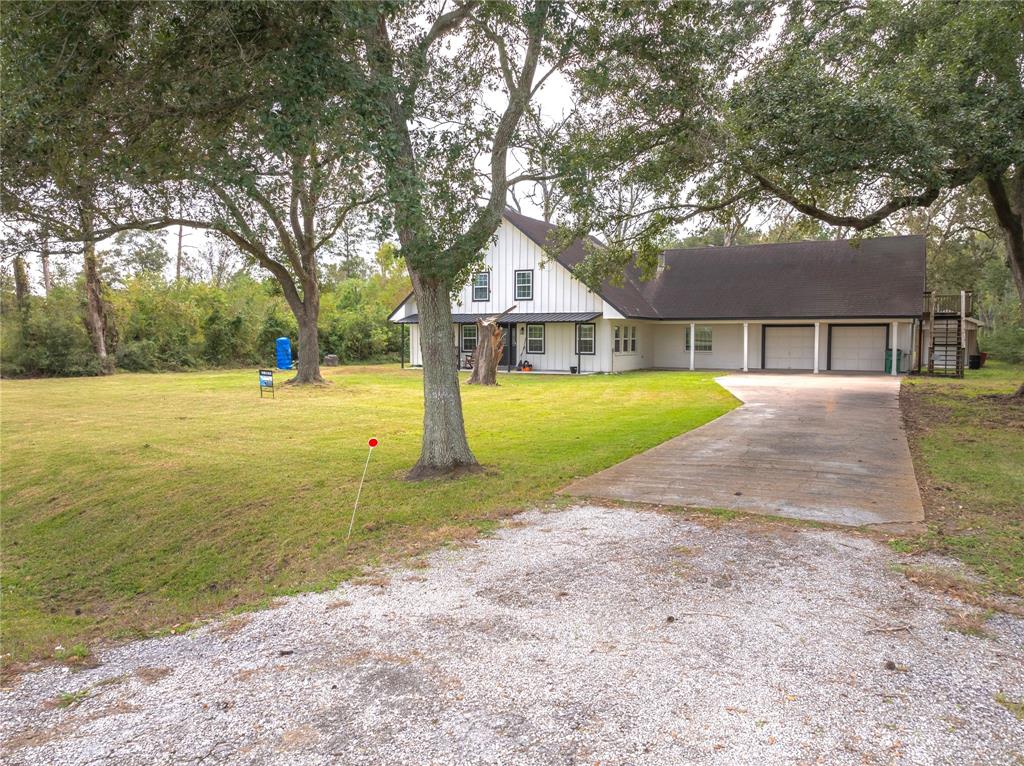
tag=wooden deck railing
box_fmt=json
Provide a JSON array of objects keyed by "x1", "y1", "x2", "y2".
[{"x1": 923, "y1": 291, "x2": 972, "y2": 316}]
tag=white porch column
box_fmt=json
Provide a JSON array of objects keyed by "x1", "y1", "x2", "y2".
[
  {"x1": 689, "y1": 322, "x2": 695, "y2": 371},
  {"x1": 813, "y1": 321, "x2": 820, "y2": 374},
  {"x1": 742, "y1": 322, "x2": 749, "y2": 372},
  {"x1": 890, "y1": 320, "x2": 898, "y2": 376}
]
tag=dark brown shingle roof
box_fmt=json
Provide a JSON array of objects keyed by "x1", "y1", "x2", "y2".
[{"x1": 502, "y1": 209, "x2": 926, "y2": 320}]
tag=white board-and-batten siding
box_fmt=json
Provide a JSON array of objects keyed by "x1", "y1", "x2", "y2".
[
  {"x1": 403, "y1": 218, "x2": 604, "y2": 368},
  {"x1": 452, "y1": 219, "x2": 603, "y2": 315}
]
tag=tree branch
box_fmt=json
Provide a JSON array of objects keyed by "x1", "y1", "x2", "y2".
[
  {"x1": 313, "y1": 191, "x2": 383, "y2": 252},
  {"x1": 747, "y1": 169, "x2": 975, "y2": 231},
  {"x1": 242, "y1": 185, "x2": 307, "y2": 281},
  {"x1": 403, "y1": 1, "x2": 479, "y2": 112},
  {"x1": 471, "y1": 13, "x2": 516, "y2": 93},
  {"x1": 456, "y1": 0, "x2": 550, "y2": 267}
]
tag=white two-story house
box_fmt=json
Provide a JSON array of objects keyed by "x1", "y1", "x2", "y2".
[{"x1": 389, "y1": 208, "x2": 926, "y2": 375}]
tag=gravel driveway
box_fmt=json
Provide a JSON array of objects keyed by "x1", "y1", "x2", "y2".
[{"x1": 3, "y1": 505, "x2": 1022, "y2": 765}]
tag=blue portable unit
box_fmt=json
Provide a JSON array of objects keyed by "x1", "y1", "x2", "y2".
[{"x1": 275, "y1": 337, "x2": 293, "y2": 370}]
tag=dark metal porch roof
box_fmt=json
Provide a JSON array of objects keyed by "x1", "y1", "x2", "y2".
[{"x1": 393, "y1": 311, "x2": 601, "y2": 325}]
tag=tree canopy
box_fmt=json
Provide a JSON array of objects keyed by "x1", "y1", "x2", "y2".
[{"x1": 728, "y1": 0, "x2": 1024, "y2": 306}]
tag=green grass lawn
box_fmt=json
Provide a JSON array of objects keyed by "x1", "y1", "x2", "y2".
[
  {"x1": 899, "y1": 360, "x2": 1024, "y2": 596},
  {"x1": 0, "y1": 365, "x2": 736, "y2": 665}
]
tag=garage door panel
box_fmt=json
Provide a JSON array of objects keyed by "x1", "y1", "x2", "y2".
[
  {"x1": 765, "y1": 327, "x2": 814, "y2": 370},
  {"x1": 831, "y1": 326, "x2": 885, "y2": 371}
]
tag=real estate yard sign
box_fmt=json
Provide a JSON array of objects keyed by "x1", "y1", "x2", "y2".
[{"x1": 259, "y1": 369, "x2": 274, "y2": 398}]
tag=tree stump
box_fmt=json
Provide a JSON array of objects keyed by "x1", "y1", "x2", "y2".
[{"x1": 467, "y1": 306, "x2": 515, "y2": 386}]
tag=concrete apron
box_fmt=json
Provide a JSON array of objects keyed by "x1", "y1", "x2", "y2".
[{"x1": 563, "y1": 373, "x2": 925, "y2": 527}]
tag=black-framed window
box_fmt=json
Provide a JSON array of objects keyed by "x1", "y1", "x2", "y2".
[
  {"x1": 576, "y1": 323, "x2": 596, "y2": 355},
  {"x1": 685, "y1": 325, "x2": 712, "y2": 352},
  {"x1": 514, "y1": 269, "x2": 533, "y2": 301},
  {"x1": 526, "y1": 323, "x2": 545, "y2": 353},
  {"x1": 471, "y1": 272, "x2": 490, "y2": 301},
  {"x1": 461, "y1": 324, "x2": 477, "y2": 351}
]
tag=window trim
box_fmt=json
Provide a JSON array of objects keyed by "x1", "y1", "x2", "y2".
[
  {"x1": 685, "y1": 325, "x2": 713, "y2": 353},
  {"x1": 615, "y1": 325, "x2": 639, "y2": 354},
  {"x1": 471, "y1": 271, "x2": 490, "y2": 302},
  {"x1": 460, "y1": 323, "x2": 478, "y2": 352},
  {"x1": 525, "y1": 323, "x2": 545, "y2": 354},
  {"x1": 576, "y1": 323, "x2": 596, "y2": 355},
  {"x1": 513, "y1": 269, "x2": 534, "y2": 301}
]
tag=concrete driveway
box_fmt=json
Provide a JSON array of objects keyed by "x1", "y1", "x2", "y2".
[{"x1": 564, "y1": 374, "x2": 924, "y2": 526}]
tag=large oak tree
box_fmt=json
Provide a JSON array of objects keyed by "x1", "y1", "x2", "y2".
[
  {"x1": 343, "y1": 0, "x2": 572, "y2": 477},
  {"x1": 726, "y1": 0, "x2": 1024, "y2": 309},
  {"x1": 0, "y1": 2, "x2": 144, "y2": 372},
  {"x1": 1, "y1": 2, "x2": 377, "y2": 383}
]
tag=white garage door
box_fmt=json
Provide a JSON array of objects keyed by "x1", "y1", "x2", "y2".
[
  {"x1": 831, "y1": 325, "x2": 886, "y2": 371},
  {"x1": 765, "y1": 326, "x2": 815, "y2": 369}
]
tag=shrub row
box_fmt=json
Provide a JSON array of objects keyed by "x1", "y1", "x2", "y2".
[{"x1": 1, "y1": 273, "x2": 407, "y2": 377}]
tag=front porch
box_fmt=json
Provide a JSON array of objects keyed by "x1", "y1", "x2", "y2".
[
  {"x1": 399, "y1": 315, "x2": 918, "y2": 376},
  {"x1": 646, "y1": 318, "x2": 915, "y2": 375},
  {"x1": 398, "y1": 311, "x2": 606, "y2": 374},
  {"x1": 495, "y1": 367, "x2": 599, "y2": 375}
]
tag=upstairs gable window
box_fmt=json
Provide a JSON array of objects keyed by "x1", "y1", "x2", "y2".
[
  {"x1": 472, "y1": 272, "x2": 490, "y2": 301},
  {"x1": 514, "y1": 269, "x2": 533, "y2": 301}
]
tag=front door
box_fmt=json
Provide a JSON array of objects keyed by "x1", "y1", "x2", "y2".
[{"x1": 500, "y1": 323, "x2": 516, "y2": 369}]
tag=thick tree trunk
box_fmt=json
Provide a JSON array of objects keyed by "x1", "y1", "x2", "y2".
[
  {"x1": 985, "y1": 171, "x2": 1024, "y2": 312},
  {"x1": 984, "y1": 172, "x2": 1024, "y2": 397},
  {"x1": 1002, "y1": 224, "x2": 1024, "y2": 311},
  {"x1": 80, "y1": 216, "x2": 113, "y2": 374},
  {"x1": 468, "y1": 319, "x2": 504, "y2": 385},
  {"x1": 290, "y1": 307, "x2": 324, "y2": 384},
  {"x1": 407, "y1": 271, "x2": 479, "y2": 479},
  {"x1": 276, "y1": 272, "x2": 323, "y2": 385}
]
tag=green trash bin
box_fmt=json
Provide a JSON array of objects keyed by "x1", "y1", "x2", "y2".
[{"x1": 884, "y1": 348, "x2": 903, "y2": 373}]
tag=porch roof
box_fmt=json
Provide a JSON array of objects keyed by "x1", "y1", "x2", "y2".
[{"x1": 393, "y1": 311, "x2": 601, "y2": 325}]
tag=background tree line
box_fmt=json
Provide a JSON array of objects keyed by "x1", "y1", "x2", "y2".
[{"x1": 0, "y1": 236, "x2": 410, "y2": 377}]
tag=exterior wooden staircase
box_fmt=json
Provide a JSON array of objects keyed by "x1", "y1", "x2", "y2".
[{"x1": 922, "y1": 291, "x2": 970, "y2": 378}]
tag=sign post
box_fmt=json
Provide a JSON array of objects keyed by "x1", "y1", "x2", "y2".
[
  {"x1": 259, "y1": 369, "x2": 275, "y2": 398},
  {"x1": 344, "y1": 438, "x2": 379, "y2": 552}
]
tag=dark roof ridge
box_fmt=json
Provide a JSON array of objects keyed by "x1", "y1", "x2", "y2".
[{"x1": 660, "y1": 233, "x2": 925, "y2": 257}]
